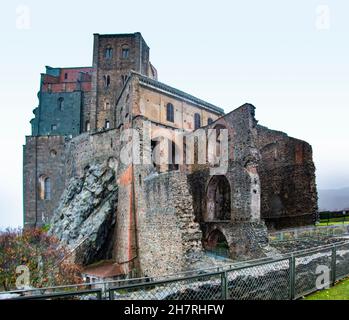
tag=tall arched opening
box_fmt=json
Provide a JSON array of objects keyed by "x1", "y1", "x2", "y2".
[{"x1": 206, "y1": 175, "x2": 231, "y2": 221}]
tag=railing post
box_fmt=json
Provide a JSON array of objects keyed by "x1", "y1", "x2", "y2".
[
  {"x1": 221, "y1": 272, "x2": 228, "y2": 300},
  {"x1": 289, "y1": 255, "x2": 296, "y2": 300},
  {"x1": 331, "y1": 246, "x2": 337, "y2": 286},
  {"x1": 109, "y1": 288, "x2": 115, "y2": 301}
]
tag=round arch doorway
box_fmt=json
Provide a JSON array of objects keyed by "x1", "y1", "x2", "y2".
[{"x1": 205, "y1": 229, "x2": 230, "y2": 258}]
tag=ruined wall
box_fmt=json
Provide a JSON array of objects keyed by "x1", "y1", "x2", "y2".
[
  {"x1": 256, "y1": 125, "x2": 318, "y2": 229},
  {"x1": 136, "y1": 171, "x2": 203, "y2": 277},
  {"x1": 187, "y1": 104, "x2": 261, "y2": 223},
  {"x1": 23, "y1": 135, "x2": 66, "y2": 227},
  {"x1": 64, "y1": 129, "x2": 120, "y2": 179},
  {"x1": 186, "y1": 104, "x2": 268, "y2": 260}
]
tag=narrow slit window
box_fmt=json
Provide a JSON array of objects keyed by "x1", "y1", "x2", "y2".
[
  {"x1": 166, "y1": 103, "x2": 174, "y2": 122},
  {"x1": 194, "y1": 113, "x2": 201, "y2": 130}
]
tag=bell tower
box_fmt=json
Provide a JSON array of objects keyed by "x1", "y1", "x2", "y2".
[{"x1": 90, "y1": 32, "x2": 155, "y2": 130}]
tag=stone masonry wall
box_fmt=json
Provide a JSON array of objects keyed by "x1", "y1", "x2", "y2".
[
  {"x1": 256, "y1": 125, "x2": 318, "y2": 229},
  {"x1": 136, "y1": 171, "x2": 203, "y2": 278},
  {"x1": 23, "y1": 135, "x2": 66, "y2": 227}
]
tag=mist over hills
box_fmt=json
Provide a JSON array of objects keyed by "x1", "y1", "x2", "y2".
[{"x1": 318, "y1": 187, "x2": 349, "y2": 211}]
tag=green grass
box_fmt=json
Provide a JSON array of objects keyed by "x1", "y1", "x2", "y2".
[
  {"x1": 317, "y1": 217, "x2": 349, "y2": 226},
  {"x1": 304, "y1": 277, "x2": 349, "y2": 300}
]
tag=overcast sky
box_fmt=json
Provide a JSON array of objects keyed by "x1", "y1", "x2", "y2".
[{"x1": 0, "y1": 0, "x2": 348, "y2": 229}]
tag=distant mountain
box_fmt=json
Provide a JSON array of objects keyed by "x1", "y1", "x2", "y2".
[{"x1": 318, "y1": 187, "x2": 349, "y2": 211}]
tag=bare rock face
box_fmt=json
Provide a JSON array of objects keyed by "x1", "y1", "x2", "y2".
[{"x1": 49, "y1": 162, "x2": 118, "y2": 265}]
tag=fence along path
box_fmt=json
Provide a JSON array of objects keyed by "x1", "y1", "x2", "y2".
[{"x1": 2, "y1": 240, "x2": 349, "y2": 300}]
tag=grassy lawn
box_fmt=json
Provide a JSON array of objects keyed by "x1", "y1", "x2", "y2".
[
  {"x1": 317, "y1": 217, "x2": 349, "y2": 226},
  {"x1": 317, "y1": 221, "x2": 349, "y2": 227},
  {"x1": 304, "y1": 277, "x2": 349, "y2": 300}
]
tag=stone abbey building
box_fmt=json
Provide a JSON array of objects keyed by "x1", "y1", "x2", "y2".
[{"x1": 23, "y1": 32, "x2": 318, "y2": 278}]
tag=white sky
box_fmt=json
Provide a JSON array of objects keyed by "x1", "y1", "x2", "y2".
[{"x1": 0, "y1": 0, "x2": 348, "y2": 228}]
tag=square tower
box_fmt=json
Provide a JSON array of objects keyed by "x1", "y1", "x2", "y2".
[{"x1": 90, "y1": 32, "x2": 155, "y2": 130}]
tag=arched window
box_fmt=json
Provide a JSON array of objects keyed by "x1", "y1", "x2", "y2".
[
  {"x1": 122, "y1": 47, "x2": 129, "y2": 59},
  {"x1": 166, "y1": 103, "x2": 174, "y2": 122},
  {"x1": 39, "y1": 175, "x2": 51, "y2": 200},
  {"x1": 105, "y1": 120, "x2": 110, "y2": 129},
  {"x1": 44, "y1": 178, "x2": 51, "y2": 200},
  {"x1": 104, "y1": 75, "x2": 110, "y2": 88},
  {"x1": 206, "y1": 175, "x2": 231, "y2": 221},
  {"x1": 58, "y1": 97, "x2": 64, "y2": 110},
  {"x1": 208, "y1": 118, "x2": 213, "y2": 125},
  {"x1": 105, "y1": 47, "x2": 113, "y2": 59},
  {"x1": 194, "y1": 113, "x2": 201, "y2": 130},
  {"x1": 85, "y1": 121, "x2": 90, "y2": 132}
]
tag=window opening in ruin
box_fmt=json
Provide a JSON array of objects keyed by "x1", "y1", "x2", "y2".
[
  {"x1": 105, "y1": 120, "x2": 110, "y2": 129},
  {"x1": 151, "y1": 139, "x2": 160, "y2": 173},
  {"x1": 168, "y1": 140, "x2": 179, "y2": 171},
  {"x1": 206, "y1": 175, "x2": 231, "y2": 221}
]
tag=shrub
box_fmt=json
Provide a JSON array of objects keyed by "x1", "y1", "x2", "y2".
[{"x1": 0, "y1": 228, "x2": 82, "y2": 291}]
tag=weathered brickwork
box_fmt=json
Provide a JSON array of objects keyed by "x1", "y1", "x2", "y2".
[
  {"x1": 23, "y1": 135, "x2": 66, "y2": 227},
  {"x1": 256, "y1": 125, "x2": 318, "y2": 229},
  {"x1": 23, "y1": 32, "x2": 318, "y2": 278},
  {"x1": 136, "y1": 171, "x2": 204, "y2": 277}
]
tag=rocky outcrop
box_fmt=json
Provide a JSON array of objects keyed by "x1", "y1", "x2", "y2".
[{"x1": 49, "y1": 162, "x2": 118, "y2": 265}]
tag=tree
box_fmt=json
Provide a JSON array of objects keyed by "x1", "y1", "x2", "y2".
[{"x1": 0, "y1": 228, "x2": 82, "y2": 291}]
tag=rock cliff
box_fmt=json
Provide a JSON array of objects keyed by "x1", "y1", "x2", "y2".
[{"x1": 49, "y1": 162, "x2": 118, "y2": 265}]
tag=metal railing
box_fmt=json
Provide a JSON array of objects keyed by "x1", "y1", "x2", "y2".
[{"x1": 2, "y1": 240, "x2": 349, "y2": 300}]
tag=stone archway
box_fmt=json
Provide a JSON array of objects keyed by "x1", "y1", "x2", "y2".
[
  {"x1": 206, "y1": 175, "x2": 231, "y2": 221},
  {"x1": 205, "y1": 228, "x2": 229, "y2": 258}
]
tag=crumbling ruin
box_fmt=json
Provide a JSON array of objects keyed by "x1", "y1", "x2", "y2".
[{"x1": 23, "y1": 32, "x2": 318, "y2": 279}]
